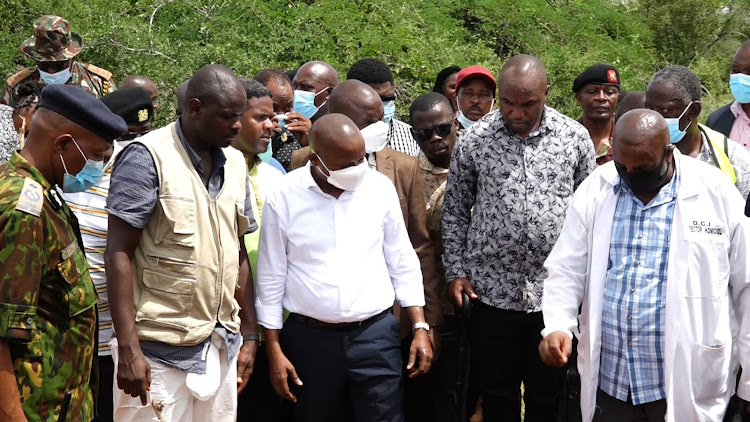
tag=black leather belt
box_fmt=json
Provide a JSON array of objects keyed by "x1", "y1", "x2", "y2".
[{"x1": 289, "y1": 309, "x2": 390, "y2": 331}]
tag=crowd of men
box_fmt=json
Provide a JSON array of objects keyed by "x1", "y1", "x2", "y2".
[{"x1": 0, "y1": 13, "x2": 749, "y2": 422}]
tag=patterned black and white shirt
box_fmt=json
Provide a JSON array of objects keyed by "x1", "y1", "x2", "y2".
[
  {"x1": 387, "y1": 118, "x2": 420, "y2": 157},
  {"x1": 0, "y1": 105, "x2": 19, "y2": 164},
  {"x1": 442, "y1": 106, "x2": 595, "y2": 312}
]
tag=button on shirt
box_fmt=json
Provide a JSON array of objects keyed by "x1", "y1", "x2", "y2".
[
  {"x1": 255, "y1": 163, "x2": 425, "y2": 329},
  {"x1": 729, "y1": 101, "x2": 750, "y2": 148},
  {"x1": 442, "y1": 107, "x2": 595, "y2": 312},
  {"x1": 599, "y1": 166, "x2": 678, "y2": 405}
]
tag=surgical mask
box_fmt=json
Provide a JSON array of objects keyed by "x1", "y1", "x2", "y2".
[
  {"x1": 315, "y1": 154, "x2": 368, "y2": 191},
  {"x1": 616, "y1": 151, "x2": 671, "y2": 194},
  {"x1": 258, "y1": 142, "x2": 273, "y2": 162},
  {"x1": 664, "y1": 103, "x2": 692, "y2": 144},
  {"x1": 360, "y1": 121, "x2": 389, "y2": 153},
  {"x1": 39, "y1": 67, "x2": 72, "y2": 85},
  {"x1": 276, "y1": 114, "x2": 287, "y2": 132},
  {"x1": 294, "y1": 88, "x2": 328, "y2": 119},
  {"x1": 730, "y1": 73, "x2": 750, "y2": 104},
  {"x1": 59, "y1": 138, "x2": 105, "y2": 193},
  {"x1": 457, "y1": 111, "x2": 475, "y2": 130},
  {"x1": 383, "y1": 100, "x2": 396, "y2": 124}
]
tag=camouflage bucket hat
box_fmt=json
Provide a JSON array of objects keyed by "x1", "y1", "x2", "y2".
[{"x1": 21, "y1": 15, "x2": 83, "y2": 62}]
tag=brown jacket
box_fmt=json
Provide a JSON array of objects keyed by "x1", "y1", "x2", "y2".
[{"x1": 291, "y1": 147, "x2": 444, "y2": 336}]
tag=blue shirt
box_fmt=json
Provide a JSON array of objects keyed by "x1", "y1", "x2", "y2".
[{"x1": 599, "y1": 165, "x2": 678, "y2": 405}]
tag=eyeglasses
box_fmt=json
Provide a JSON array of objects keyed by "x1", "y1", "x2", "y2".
[{"x1": 411, "y1": 122, "x2": 453, "y2": 142}]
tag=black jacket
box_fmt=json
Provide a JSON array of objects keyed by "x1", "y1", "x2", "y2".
[{"x1": 705, "y1": 102, "x2": 735, "y2": 137}]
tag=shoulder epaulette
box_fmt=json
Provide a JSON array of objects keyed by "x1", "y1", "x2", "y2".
[
  {"x1": 6, "y1": 68, "x2": 35, "y2": 89},
  {"x1": 81, "y1": 63, "x2": 113, "y2": 80},
  {"x1": 15, "y1": 178, "x2": 44, "y2": 217}
]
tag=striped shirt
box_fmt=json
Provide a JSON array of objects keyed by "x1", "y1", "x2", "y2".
[
  {"x1": 599, "y1": 164, "x2": 678, "y2": 405},
  {"x1": 61, "y1": 143, "x2": 122, "y2": 356},
  {"x1": 387, "y1": 119, "x2": 420, "y2": 157}
]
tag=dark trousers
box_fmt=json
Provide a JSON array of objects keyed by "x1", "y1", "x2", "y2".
[
  {"x1": 237, "y1": 342, "x2": 291, "y2": 421},
  {"x1": 471, "y1": 303, "x2": 564, "y2": 422},
  {"x1": 93, "y1": 355, "x2": 114, "y2": 422},
  {"x1": 593, "y1": 389, "x2": 666, "y2": 422},
  {"x1": 281, "y1": 312, "x2": 404, "y2": 422}
]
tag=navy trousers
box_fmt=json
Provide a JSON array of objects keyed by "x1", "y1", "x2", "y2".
[{"x1": 281, "y1": 312, "x2": 404, "y2": 422}]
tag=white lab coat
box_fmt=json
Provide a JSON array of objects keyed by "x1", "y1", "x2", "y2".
[{"x1": 542, "y1": 152, "x2": 750, "y2": 422}]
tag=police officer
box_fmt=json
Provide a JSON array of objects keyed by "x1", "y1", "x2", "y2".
[
  {"x1": 0, "y1": 84, "x2": 126, "y2": 422},
  {"x1": 2, "y1": 15, "x2": 117, "y2": 106}
]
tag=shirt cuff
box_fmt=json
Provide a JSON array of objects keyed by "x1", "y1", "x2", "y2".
[
  {"x1": 394, "y1": 284, "x2": 426, "y2": 309},
  {"x1": 255, "y1": 303, "x2": 283, "y2": 330},
  {"x1": 541, "y1": 327, "x2": 573, "y2": 340}
]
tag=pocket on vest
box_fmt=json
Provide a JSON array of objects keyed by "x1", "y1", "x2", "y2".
[
  {"x1": 156, "y1": 196, "x2": 196, "y2": 248},
  {"x1": 135, "y1": 267, "x2": 197, "y2": 332}
]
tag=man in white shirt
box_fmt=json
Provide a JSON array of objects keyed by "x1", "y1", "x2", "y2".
[{"x1": 256, "y1": 113, "x2": 433, "y2": 422}]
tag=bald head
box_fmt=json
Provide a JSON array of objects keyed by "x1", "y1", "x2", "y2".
[
  {"x1": 496, "y1": 55, "x2": 549, "y2": 138},
  {"x1": 310, "y1": 113, "x2": 364, "y2": 154},
  {"x1": 328, "y1": 80, "x2": 384, "y2": 129},
  {"x1": 187, "y1": 65, "x2": 244, "y2": 106},
  {"x1": 732, "y1": 41, "x2": 750, "y2": 79},
  {"x1": 295, "y1": 61, "x2": 339, "y2": 87},
  {"x1": 612, "y1": 109, "x2": 674, "y2": 197},
  {"x1": 121, "y1": 75, "x2": 158, "y2": 112},
  {"x1": 499, "y1": 55, "x2": 548, "y2": 88},
  {"x1": 614, "y1": 109, "x2": 669, "y2": 149}
]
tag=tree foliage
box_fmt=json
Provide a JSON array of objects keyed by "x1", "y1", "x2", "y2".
[{"x1": 1, "y1": 0, "x2": 749, "y2": 125}]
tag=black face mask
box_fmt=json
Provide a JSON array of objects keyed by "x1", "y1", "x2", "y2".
[{"x1": 615, "y1": 152, "x2": 671, "y2": 194}]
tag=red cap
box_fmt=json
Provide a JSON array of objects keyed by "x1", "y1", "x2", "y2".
[{"x1": 455, "y1": 65, "x2": 496, "y2": 94}]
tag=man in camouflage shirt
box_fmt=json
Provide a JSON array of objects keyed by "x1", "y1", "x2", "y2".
[
  {"x1": 0, "y1": 85, "x2": 125, "y2": 422},
  {"x1": 2, "y1": 15, "x2": 116, "y2": 107}
]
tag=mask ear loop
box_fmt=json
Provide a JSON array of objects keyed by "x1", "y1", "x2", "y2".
[{"x1": 59, "y1": 154, "x2": 70, "y2": 175}]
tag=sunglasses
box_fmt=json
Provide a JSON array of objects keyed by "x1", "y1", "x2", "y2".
[
  {"x1": 411, "y1": 122, "x2": 453, "y2": 142},
  {"x1": 119, "y1": 130, "x2": 151, "y2": 141}
]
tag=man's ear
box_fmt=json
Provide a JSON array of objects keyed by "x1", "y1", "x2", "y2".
[
  {"x1": 688, "y1": 101, "x2": 702, "y2": 121},
  {"x1": 52, "y1": 134, "x2": 74, "y2": 154},
  {"x1": 188, "y1": 98, "x2": 203, "y2": 119}
]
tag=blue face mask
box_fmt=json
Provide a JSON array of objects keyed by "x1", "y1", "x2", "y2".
[
  {"x1": 383, "y1": 100, "x2": 396, "y2": 124},
  {"x1": 730, "y1": 73, "x2": 750, "y2": 104},
  {"x1": 60, "y1": 138, "x2": 105, "y2": 193},
  {"x1": 664, "y1": 103, "x2": 693, "y2": 144},
  {"x1": 293, "y1": 88, "x2": 328, "y2": 119},
  {"x1": 39, "y1": 67, "x2": 72, "y2": 85}
]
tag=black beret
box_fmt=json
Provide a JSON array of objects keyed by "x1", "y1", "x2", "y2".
[
  {"x1": 39, "y1": 84, "x2": 127, "y2": 142},
  {"x1": 101, "y1": 87, "x2": 154, "y2": 126},
  {"x1": 572, "y1": 64, "x2": 620, "y2": 93}
]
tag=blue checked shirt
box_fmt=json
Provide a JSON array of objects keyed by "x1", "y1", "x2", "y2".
[{"x1": 599, "y1": 167, "x2": 678, "y2": 405}]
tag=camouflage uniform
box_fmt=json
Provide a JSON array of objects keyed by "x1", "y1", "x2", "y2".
[
  {"x1": 0, "y1": 151, "x2": 97, "y2": 422},
  {"x1": 2, "y1": 15, "x2": 116, "y2": 106},
  {"x1": 2, "y1": 62, "x2": 116, "y2": 106}
]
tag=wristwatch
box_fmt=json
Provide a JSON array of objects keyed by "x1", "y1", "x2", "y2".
[
  {"x1": 412, "y1": 322, "x2": 430, "y2": 334},
  {"x1": 242, "y1": 333, "x2": 260, "y2": 343}
]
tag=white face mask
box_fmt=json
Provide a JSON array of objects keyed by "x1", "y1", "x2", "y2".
[
  {"x1": 360, "y1": 121, "x2": 389, "y2": 153},
  {"x1": 39, "y1": 67, "x2": 72, "y2": 85},
  {"x1": 315, "y1": 155, "x2": 368, "y2": 191}
]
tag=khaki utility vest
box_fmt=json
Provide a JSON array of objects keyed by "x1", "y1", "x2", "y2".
[{"x1": 131, "y1": 122, "x2": 250, "y2": 346}]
